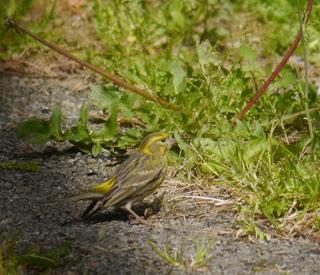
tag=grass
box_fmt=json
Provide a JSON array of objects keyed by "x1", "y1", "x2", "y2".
[
  {"x1": 0, "y1": 237, "x2": 71, "y2": 274},
  {"x1": 0, "y1": 0, "x2": 58, "y2": 60},
  {"x1": 0, "y1": 160, "x2": 40, "y2": 172},
  {"x1": 148, "y1": 240, "x2": 213, "y2": 271},
  {"x1": 2, "y1": 0, "x2": 320, "y2": 237}
]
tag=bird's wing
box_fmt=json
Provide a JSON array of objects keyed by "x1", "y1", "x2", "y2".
[
  {"x1": 105, "y1": 152, "x2": 164, "y2": 206},
  {"x1": 81, "y1": 152, "x2": 164, "y2": 219},
  {"x1": 91, "y1": 176, "x2": 116, "y2": 193}
]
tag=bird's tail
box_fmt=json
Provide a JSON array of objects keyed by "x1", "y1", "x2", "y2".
[
  {"x1": 69, "y1": 176, "x2": 116, "y2": 202},
  {"x1": 69, "y1": 176, "x2": 116, "y2": 219},
  {"x1": 68, "y1": 192, "x2": 104, "y2": 201},
  {"x1": 69, "y1": 177, "x2": 116, "y2": 219}
]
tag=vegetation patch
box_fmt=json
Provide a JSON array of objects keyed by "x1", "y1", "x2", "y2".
[
  {"x1": 0, "y1": 160, "x2": 40, "y2": 172},
  {"x1": 148, "y1": 240, "x2": 213, "y2": 271},
  {"x1": 0, "y1": 237, "x2": 71, "y2": 274},
  {"x1": 1, "y1": 0, "x2": 320, "y2": 238}
]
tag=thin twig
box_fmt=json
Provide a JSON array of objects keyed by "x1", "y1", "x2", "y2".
[
  {"x1": 296, "y1": 0, "x2": 314, "y2": 140},
  {"x1": 169, "y1": 195, "x2": 233, "y2": 205},
  {"x1": 4, "y1": 18, "x2": 180, "y2": 111},
  {"x1": 234, "y1": 0, "x2": 314, "y2": 123},
  {"x1": 261, "y1": 105, "x2": 320, "y2": 127}
]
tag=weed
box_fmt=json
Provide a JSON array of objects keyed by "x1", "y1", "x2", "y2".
[
  {"x1": 0, "y1": 160, "x2": 40, "y2": 172},
  {"x1": 0, "y1": 237, "x2": 71, "y2": 274},
  {"x1": 148, "y1": 240, "x2": 213, "y2": 271},
  {"x1": 0, "y1": 0, "x2": 56, "y2": 59}
]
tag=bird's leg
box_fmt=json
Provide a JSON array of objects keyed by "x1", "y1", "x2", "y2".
[
  {"x1": 81, "y1": 201, "x2": 97, "y2": 219},
  {"x1": 124, "y1": 202, "x2": 150, "y2": 225},
  {"x1": 81, "y1": 199, "x2": 106, "y2": 220}
]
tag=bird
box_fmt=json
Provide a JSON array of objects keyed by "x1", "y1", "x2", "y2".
[{"x1": 70, "y1": 132, "x2": 175, "y2": 223}]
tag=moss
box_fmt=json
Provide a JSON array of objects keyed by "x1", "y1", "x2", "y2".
[{"x1": 0, "y1": 160, "x2": 40, "y2": 172}]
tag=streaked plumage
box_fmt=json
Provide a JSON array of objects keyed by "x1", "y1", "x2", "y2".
[{"x1": 70, "y1": 132, "x2": 174, "y2": 222}]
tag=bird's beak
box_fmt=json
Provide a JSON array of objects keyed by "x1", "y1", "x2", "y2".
[{"x1": 165, "y1": 137, "x2": 176, "y2": 148}]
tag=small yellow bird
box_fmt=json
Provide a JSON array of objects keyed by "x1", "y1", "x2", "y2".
[{"x1": 70, "y1": 132, "x2": 175, "y2": 223}]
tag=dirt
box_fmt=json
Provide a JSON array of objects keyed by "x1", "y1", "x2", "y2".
[{"x1": 1, "y1": 74, "x2": 320, "y2": 274}]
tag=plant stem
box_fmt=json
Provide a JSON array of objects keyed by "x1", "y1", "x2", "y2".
[
  {"x1": 234, "y1": 0, "x2": 314, "y2": 123},
  {"x1": 4, "y1": 18, "x2": 180, "y2": 111},
  {"x1": 296, "y1": 0, "x2": 314, "y2": 140}
]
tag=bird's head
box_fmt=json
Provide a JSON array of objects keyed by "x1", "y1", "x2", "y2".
[{"x1": 139, "y1": 132, "x2": 175, "y2": 156}]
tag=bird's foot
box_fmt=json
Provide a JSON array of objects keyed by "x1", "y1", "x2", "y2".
[
  {"x1": 130, "y1": 215, "x2": 151, "y2": 225},
  {"x1": 124, "y1": 204, "x2": 153, "y2": 226}
]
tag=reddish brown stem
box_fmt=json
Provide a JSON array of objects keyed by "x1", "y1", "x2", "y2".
[
  {"x1": 4, "y1": 18, "x2": 180, "y2": 111},
  {"x1": 234, "y1": 0, "x2": 314, "y2": 124}
]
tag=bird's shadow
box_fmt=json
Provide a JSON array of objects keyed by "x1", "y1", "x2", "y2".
[{"x1": 82, "y1": 199, "x2": 163, "y2": 224}]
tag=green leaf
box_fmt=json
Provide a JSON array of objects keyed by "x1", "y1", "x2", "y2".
[
  {"x1": 6, "y1": 0, "x2": 17, "y2": 16},
  {"x1": 273, "y1": 66, "x2": 296, "y2": 88},
  {"x1": 65, "y1": 104, "x2": 90, "y2": 143},
  {"x1": 66, "y1": 125, "x2": 90, "y2": 143},
  {"x1": 239, "y1": 45, "x2": 257, "y2": 61},
  {"x1": 243, "y1": 138, "x2": 268, "y2": 162},
  {"x1": 92, "y1": 141, "x2": 101, "y2": 157},
  {"x1": 91, "y1": 85, "x2": 121, "y2": 109},
  {"x1": 196, "y1": 38, "x2": 216, "y2": 66},
  {"x1": 173, "y1": 131, "x2": 188, "y2": 151},
  {"x1": 99, "y1": 103, "x2": 118, "y2": 141},
  {"x1": 16, "y1": 118, "x2": 50, "y2": 144},
  {"x1": 195, "y1": 137, "x2": 217, "y2": 154},
  {"x1": 49, "y1": 107, "x2": 63, "y2": 140},
  {"x1": 200, "y1": 161, "x2": 228, "y2": 174},
  {"x1": 169, "y1": 0, "x2": 186, "y2": 29},
  {"x1": 169, "y1": 61, "x2": 186, "y2": 94},
  {"x1": 261, "y1": 198, "x2": 288, "y2": 219},
  {"x1": 79, "y1": 104, "x2": 89, "y2": 128},
  {"x1": 252, "y1": 124, "x2": 265, "y2": 138},
  {"x1": 119, "y1": 105, "x2": 134, "y2": 120},
  {"x1": 117, "y1": 128, "x2": 142, "y2": 148}
]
